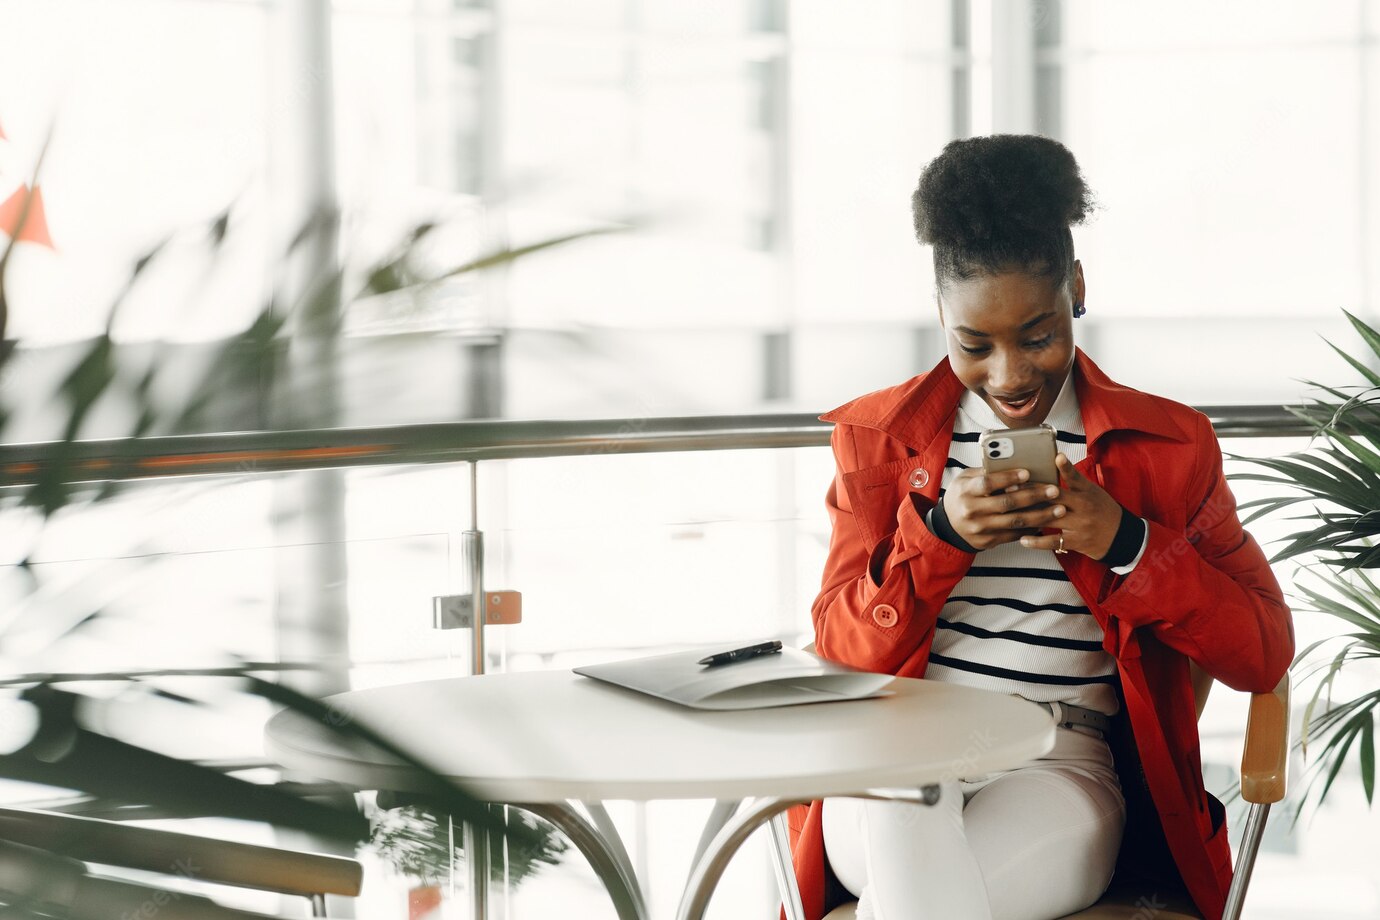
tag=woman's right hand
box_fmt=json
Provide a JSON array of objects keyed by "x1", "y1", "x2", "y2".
[{"x1": 941, "y1": 468, "x2": 1066, "y2": 551}]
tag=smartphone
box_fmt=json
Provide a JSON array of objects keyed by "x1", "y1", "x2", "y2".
[{"x1": 979, "y1": 425, "x2": 1059, "y2": 486}]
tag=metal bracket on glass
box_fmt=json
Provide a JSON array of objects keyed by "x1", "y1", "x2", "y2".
[{"x1": 432, "y1": 591, "x2": 523, "y2": 629}]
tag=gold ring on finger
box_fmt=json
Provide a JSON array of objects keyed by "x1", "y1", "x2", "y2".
[{"x1": 1055, "y1": 535, "x2": 1068, "y2": 555}]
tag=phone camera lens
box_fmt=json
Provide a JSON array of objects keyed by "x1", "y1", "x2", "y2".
[{"x1": 988, "y1": 449, "x2": 1000, "y2": 458}]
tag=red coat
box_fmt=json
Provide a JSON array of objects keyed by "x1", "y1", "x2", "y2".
[{"x1": 788, "y1": 349, "x2": 1293, "y2": 920}]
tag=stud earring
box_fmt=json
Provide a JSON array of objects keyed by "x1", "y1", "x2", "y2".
[{"x1": 1073, "y1": 301, "x2": 1086, "y2": 318}]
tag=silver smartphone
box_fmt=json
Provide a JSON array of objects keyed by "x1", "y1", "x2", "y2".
[{"x1": 979, "y1": 425, "x2": 1059, "y2": 486}]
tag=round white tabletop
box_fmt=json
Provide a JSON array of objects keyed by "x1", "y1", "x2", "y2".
[{"x1": 264, "y1": 670, "x2": 1055, "y2": 803}]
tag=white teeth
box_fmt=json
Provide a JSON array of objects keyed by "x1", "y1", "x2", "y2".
[{"x1": 994, "y1": 392, "x2": 1037, "y2": 413}]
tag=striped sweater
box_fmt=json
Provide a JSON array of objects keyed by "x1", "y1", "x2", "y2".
[{"x1": 925, "y1": 375, "x2": 1120, "y2": 716}]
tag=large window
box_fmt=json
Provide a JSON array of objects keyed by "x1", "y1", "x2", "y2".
[
  {"x1": 7, "y1": 1, "x2": 1368, "y2": 417},
  {"x1": 1054, "y1": 0, "x2": 1376, "y2": 405}
]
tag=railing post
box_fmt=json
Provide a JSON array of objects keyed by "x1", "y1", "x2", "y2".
[
  {"x1": 465, "y1": 461, "x2": 487, "y2": 678},
  {"x1": 463, "y1": 460, "x2": 489, "y2": 920},
  {"x1": 433, "y1": 461, "x2": 520, "y2": 919}
]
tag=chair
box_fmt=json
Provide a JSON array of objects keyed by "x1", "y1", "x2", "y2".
[
  {"x1": 775, "y1": 665, "x2": 1290, "y2": 920},
  {"x1": 0, "y1": 805, "x2": 363, "y2": 919}
]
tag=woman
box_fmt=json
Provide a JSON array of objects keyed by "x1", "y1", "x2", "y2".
[{"x1": 787, "y1": 135, "x2": 1293, "y2": 920}]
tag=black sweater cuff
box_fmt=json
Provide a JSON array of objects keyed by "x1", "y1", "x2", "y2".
[
  {"x1": 922, "y1": 493, "x2": 979, "y2": 555},
  {"x1": 1099, "y1": 506, "x2": 1147, "y2": 569}
]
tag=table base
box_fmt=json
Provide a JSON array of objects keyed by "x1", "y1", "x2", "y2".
[{"x1": 518, "y1": 802, "x2": 648, "y2": 920}]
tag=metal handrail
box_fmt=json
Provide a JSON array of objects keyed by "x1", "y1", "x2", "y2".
[{"x1": 0, "y1": 405, "x2": 1310, "y2": 488}]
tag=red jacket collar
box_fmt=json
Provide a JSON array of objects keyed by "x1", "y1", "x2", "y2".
[{"x1": 819, "y1": 348, "x2": 1191, "y2": 453}]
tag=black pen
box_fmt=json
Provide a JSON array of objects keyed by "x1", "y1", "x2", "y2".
[{"x1": 698, "y1": 640, "x2": 783, "y2": 667}]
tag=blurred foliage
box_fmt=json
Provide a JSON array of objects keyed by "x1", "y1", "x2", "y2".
[
  {"x1": 368, "y1": 802, "x2": 568, "y2": 887},
  {"x1": 0, "y1": 668, "x2": 551, "y2": 916},
  {"x1": 1231, "y1": 309, "x2": 1380, "y2": 818},
  {"x1": 0, "y1": 125, "x2": 622, "y2": 914},
  {"x1": 0, "y1": 193, "x2": 619, "y2": 517}
]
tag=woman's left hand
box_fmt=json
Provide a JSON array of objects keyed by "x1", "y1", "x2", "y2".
[{"x1": 1018, "y1": 453, "x2": 1124, "y2": 560}]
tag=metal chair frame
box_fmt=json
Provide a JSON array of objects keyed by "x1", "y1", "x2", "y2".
[
  {"x1": 0, "y1": 805, "x2": 363, "y2": 920},
  {"x1": 698, "y1": 675, "x2": 1291, "y2": 920}
]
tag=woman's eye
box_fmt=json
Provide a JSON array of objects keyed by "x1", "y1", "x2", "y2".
[
  {"x1": 1024, "y1": 334, "x2": 1053, "y2": 349},
  {"x1": 959, "y1": 343, "x2": 990, "y2": 356}
]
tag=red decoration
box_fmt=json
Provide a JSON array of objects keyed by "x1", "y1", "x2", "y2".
[
  {"x1": 0, "y1": 184, "x2": 55, "y2": 249},
  {"x1": 408, "y1": 884, "x2": 444, "y2": 920}
]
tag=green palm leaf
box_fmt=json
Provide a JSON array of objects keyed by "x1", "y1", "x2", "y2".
[
  {"x1": 1294, "y1": 582, "x2": 1380, "y2": 634},
  {"x1": 1328, "y1": 430, "x2": 1380, "y2": 475},
  {"x1": 1321, "y1": 337, "x2": 1380, "y2": 389},
  {"x1": 1301, "y1": 644, "x2": 1353, "y2": 754},
  {"x1": 1343, "y1": 309, "x2": 1380, "y2": 363}
]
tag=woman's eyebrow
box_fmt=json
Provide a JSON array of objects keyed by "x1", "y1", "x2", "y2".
[{"x1": 955, "y1": 312, "x2": 1055, "y2": 338}]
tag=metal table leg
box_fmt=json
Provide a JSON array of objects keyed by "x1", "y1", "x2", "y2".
[
  {"x1": 677, "y1": 787, "x2": 943, "y2": 920},
  {"x1": 581, "y1": 799, "x2": 642, "y2": 908},
  {"x1": 691, "y1": 800, "x2": 741, "y2": 873},
  {"x1": 519, "y1": 802, "x2": 648, "y2": 920},
  {"x1": 675, "y1": 796, "x2": 807, "y2": 920}
]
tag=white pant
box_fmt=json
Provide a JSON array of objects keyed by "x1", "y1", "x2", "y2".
[{"x1": 822, "y1": 727, "x2": 1126, "y2": 920}]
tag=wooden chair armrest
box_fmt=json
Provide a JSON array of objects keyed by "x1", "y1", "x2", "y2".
[
  {"x1": 69, "y1": 873, "x2": 291, "y2": 920},
  {"x1": 0, "y1": 838, "x2": 84, "y2": 908},
  {"x1": 1240, "y1": 675, "x2": 1290, "y2": 804},
  {"x1": 1, "y1": 839, "x2": 290, "y2": 920},
  {"x1": 0, "y1": 807, "x2": 362, "y2": 899}
]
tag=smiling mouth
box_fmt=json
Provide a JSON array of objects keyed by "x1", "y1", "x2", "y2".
[{"x1": 989, "y1": 389, "x2": 1042, "y2": 419}]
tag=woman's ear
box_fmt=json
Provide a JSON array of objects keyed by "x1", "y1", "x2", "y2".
[{"x1": 1071, "y1": 260, "x2": 1087, "y2": 318}]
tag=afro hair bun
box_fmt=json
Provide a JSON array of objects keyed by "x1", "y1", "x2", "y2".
[{"x1": 912, "y1": 134, "x2": 1094, "y2": 251}]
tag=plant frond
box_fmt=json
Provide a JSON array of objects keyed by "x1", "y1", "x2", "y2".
[
  {"x1": 1343, "y1": 309, "x2": 1380, "y2": 366},
  {"x1": 1321, "y1": 336, "x2": 1380, "y2": 389}
]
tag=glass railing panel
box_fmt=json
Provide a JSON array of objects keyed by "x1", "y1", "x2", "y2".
[
  {"x1": 0, "y1": 475, "x2": 282, "y2": 682},
  {"x1": 480, "y1": 446, "x2": 835, "y2": 664},
  {"x1": 2, "y1": 425, "x2": 1370, "y2": 918}
]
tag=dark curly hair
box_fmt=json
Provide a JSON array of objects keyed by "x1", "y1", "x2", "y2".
[{"x1": 911, "y1": 134, "x2": 1095, "y2": 293}]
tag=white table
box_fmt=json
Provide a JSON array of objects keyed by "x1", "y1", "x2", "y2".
[{"x1": 264, "y1": 670, "x2": 1054, "y2": 920}]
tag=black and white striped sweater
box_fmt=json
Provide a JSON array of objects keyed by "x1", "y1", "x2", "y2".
[{"x1": 925, "y1": 375, "x2": 1122, "y2": 716}]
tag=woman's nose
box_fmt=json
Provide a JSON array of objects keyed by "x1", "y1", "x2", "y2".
[{"x1": 987, "y1": 349, "x2": 1036, "y2": 394}]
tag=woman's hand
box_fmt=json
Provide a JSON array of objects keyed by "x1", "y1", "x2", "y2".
[
  {"x1": 1018, "y1": 453, "x2": 1124, "y2": 559},
  {"x1": 941, "y1": 467, "x2": 1066, "y2": 551}
]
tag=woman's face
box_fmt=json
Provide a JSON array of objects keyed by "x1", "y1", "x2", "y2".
[{"x1": 938, "y1": 261, "x2": 1084, "y2": 428}]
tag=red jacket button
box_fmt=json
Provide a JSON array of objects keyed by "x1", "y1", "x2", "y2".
[
  {"x1": 908, "y1": 467, "x2": 929, "y2": 490},
  {"x1": 872, "y1": 604, "x2": 899, "y2": 628}
]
